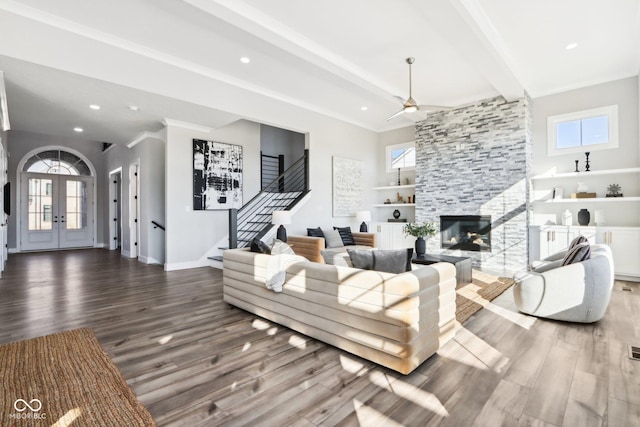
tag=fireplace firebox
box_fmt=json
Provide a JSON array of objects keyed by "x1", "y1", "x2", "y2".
[{"x1": 440, "y1": 215, "x2": 491, "y2": 252}]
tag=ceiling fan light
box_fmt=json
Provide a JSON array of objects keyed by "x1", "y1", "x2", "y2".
[{"x1": 404, "y1": 106, "x2": 417, "y2": 113}]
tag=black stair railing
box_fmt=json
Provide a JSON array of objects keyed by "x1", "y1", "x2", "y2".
[{"x1": 229, "y1": 150, "x2": 309, "y2": 248}]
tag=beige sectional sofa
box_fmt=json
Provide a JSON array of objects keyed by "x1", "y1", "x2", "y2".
[{"x1": 222, "y1": 247, "x2": 457, "y2": 375}]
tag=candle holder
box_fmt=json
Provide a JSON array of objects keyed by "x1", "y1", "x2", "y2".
[
  {"x1": 574, "y1": 160, "x2": 579, "y2": 172},
  {"x1": 585, "y1": 152, "x2": 590, "y2": 172}
]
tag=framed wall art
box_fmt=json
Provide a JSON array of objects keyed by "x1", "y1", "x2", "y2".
[
  {"x1": 193, "y1": 139, "x2": 243, "y2": 210},
  {"x1": 332, "y1": 156, "x2": 362, "y2": 217}
]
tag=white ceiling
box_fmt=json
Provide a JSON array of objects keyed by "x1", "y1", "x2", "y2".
[{"x1": 0, "y1": 0, "x2": 638, "y2": 145}]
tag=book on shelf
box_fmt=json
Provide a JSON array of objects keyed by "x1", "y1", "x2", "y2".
[{"x1": 570, "y1": 192, "x2": 597, "y2": 199}]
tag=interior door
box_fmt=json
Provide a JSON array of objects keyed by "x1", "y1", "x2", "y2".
[{"x1": 21, "y1": 173, "x2": 93, "y2": 250}]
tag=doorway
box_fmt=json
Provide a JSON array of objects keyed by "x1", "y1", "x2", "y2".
[
  {"x1": 20, "y1": 173, "x2": 94, "y2": 250},
  {"x1": 108, "y1": 168, "x2": 122, "y2": 250},
  {"x1": 18, "y1": 148, "x2": 96, "y2": 252}
]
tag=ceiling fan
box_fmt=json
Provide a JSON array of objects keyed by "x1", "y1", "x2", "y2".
[{"x1": 386, "y1": 57, "x2": 451, "y2": 122}]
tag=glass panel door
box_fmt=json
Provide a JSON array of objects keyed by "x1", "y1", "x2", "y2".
[
  {"x1": 21, "y1": 174, "x2": 94, "y2": 250},
  {"x1": 21, "y1": 173, "x2": 59, "y2": 250},
  {"x1": 59, "y1": 177, "x2": 93, "y2": 249}
]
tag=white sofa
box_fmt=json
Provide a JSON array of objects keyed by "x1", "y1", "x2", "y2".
[
  {"x1": 513, "y1": 244, "x2": 614, "y2": 323},
  {"x1": 222, "y1": 248, "x2": 457, "y2": 375}
]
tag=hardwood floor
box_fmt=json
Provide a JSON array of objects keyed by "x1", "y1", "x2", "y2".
[{"x1": 0, "y1": 249, "x2": 639, "y2": 426}]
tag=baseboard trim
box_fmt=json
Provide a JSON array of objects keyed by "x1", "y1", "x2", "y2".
[
  {"x1": 8, "y1": 247, "x2": 18, "y2": 254},
  {"x1": 139, "y1": 255, "x2": 163, "y2": 265},
  {"x1": 164, "y1": 260, "x2": 208, "y2": 271}
]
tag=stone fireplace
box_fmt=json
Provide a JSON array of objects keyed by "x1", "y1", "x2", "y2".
[
  {"x1": 414, "y1": 95, "x2": 532, "y2": 272},
  {"x1": 441, "y1": 215, "x2": 491, "y2": 252}
]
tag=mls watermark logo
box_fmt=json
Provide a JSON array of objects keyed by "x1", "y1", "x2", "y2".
[{"x1": 10, "y1": 398, "x2": 47, "y2": 420}]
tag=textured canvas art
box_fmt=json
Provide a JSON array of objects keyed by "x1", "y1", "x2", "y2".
[
  {"x1": 332, "y1": 156, "x2": 363, "y2": 217},
  {"x1": 193, "y1": 139, "x2": 243, "y2": 210}
]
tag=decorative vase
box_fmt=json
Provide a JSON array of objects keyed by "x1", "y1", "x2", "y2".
[
  {"x1": 415, "y1": 237, "x2": 426, "y2": 257},
  {"x1": 578, "y1": 208, "x2": 590, "y2": 226},
  {"x1": 393, "y1": 209, "x2": 401, "y2": 219},
  {"x1": 576, "y1": 182, "x2": 588, "y2": 193}
]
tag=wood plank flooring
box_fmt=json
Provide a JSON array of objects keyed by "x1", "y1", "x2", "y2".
[{"x1": 0, "y1": 249, "x2": 639, "y2": 426}]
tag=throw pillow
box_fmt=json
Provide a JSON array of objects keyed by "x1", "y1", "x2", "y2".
[
  {"x1": 373, "y1": 248, "x2": 413, "y2": 274},
  {"x1": 307, "y1": 227, "x2": 324, "y2": 238},
  {"x1": 568, "y1": 235, "x2": 588, "y2": 250},
  {"x1": 347, "y1": 248, "x2": 374, "y2": 270},
  {"x1": 323, "y1": 229, "x2": 344, "y2": 248},
  {"x1": 347, "y1": 248, "x2": 413, "y2": 274},
  {"x1": 561, "y1": 242, "x2": 591, "y2": 266},
  {"x1": 334, "y1": 226, "x2": 356, "y2": 246},
  {"x1": 271, "y1": 239, "x2": 295, "y2": 255},
  {"x1": 249, "y1": 237, "x2": 271, "y2": 254}
]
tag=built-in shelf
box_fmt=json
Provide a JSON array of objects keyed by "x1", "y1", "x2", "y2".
[
  {"x1": 532, "y1": 196, "x2": 640, "y2": 204},
  {"x1": 531, "y1": 167, "x2": 640, "y2": 181},
  {"x1": 373, "y1": 203, "x2": 416, "y2": 207},
  {"x1": 373, "y1": 184, "x2": 415, "y2": 190}
]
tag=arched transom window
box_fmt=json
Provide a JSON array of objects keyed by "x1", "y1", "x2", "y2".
[{"x1": 23, "y1": 150, "x2": 92, "y2": 176}]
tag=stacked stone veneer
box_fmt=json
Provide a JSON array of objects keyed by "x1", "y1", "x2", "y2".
[{"x1": 415, "y1": 95, "x2": 532, "y2": 272}]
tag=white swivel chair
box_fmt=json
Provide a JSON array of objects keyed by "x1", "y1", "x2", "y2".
[{"x1": 513, "y1": 244, "x2": 614, "y2": 323}]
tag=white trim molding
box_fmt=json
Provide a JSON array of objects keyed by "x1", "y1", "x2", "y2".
[{"x1": 161, "y1": 118, "x2": 213, "y2": 133}]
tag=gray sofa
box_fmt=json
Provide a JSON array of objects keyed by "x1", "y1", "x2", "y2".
[
  {"x1": 513, "y1": 244, "x2": 614, "y2": 323},
  {"x1": 222, "y1": 248, "x2": 457, "y2": 375}
]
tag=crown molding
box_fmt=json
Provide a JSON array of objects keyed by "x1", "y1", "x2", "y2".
[{"x1": 127, "y1": 131, "x2": 163, "y2": 148}]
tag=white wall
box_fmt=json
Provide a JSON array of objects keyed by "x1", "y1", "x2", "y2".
[
  {"x1": 164, "y1": 115, "x2": 379, "y2": 270},
  {"x1": 532, "y1": 76, "x2": 639, "y2": 226},
  {"x1": 532, "y1": 77, "x2": 639, "y2": 174},
  {"x1": 104, "y1": 135, "x2": 165, "y2": 264},
  {"x1": 7, "y1": 130, "x2": 107, "y2": 250},
  {"x1": 164, "y1": 119, "x2": 261, "y2": 270}
]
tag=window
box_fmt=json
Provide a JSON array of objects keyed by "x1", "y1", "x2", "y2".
[
  {"x1": 547, "y1": 105, "x2": 618, "y2": 156},
  {"x1": 23, "y1": 150, "x2": 91, "y2": 175},
  {"x1": 386, "y1": 141, "x2": 416, "y2": 172},
  {"x1": 43, "y1": 205, "x2": 52, "y2": 222}
]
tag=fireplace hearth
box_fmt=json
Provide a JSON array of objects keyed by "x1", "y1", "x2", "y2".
[{"x1": 440, "y1": 215, "x2": 491, "y2": 252}]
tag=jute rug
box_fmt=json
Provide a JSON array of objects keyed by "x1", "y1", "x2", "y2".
[
  {"x1": 0, "y1": 328, "x2": 155, "y2": 426},
  {"x1": 456, "y1": 270, "x2": 515, "y2": 325}
]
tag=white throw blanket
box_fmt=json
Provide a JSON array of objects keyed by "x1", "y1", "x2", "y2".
[{"x1": 265, "y1": 254, "x2": 307, "y2": 292}]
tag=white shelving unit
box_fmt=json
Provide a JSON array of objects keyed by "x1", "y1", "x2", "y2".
[
  {"x1": 372, "y1": 184, "x2": 416, "y2": 249},
  {"x1": 530, "y1": 167, "x2": 640, "y2": 226},
  {"x1": 372, "y1": 184, "x2": 416, "y2": 217},
  {"x1": 530, "y1": 166, "x2": 640, "y2": 281}
]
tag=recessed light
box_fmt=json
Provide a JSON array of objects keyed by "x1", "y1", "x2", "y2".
[
  {"x1": 89, "y1": 104, "x2": 101, "y2": 110},
  {"x1": 73, "y1": 127, "x2": 83, "y2": 133},
  {"x1": 128, "y1": 105, "x2": 139, "y2": 111},
  {"x1": 361, "y1": 106, "x2": 368, "y2": 111},
  {"x1": 565, "y1": 43, "x2": 578, "y2": 50},
  {"x1": 240, "y1": 57, "x2": 251, "y2": 64}
]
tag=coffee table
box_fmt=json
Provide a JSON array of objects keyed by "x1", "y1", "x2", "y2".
[{"x1": 412, "y1": 253, "x2": 472, "y2": 288}]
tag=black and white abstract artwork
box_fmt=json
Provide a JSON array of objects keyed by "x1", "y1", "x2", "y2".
[{"x1": 193, "y1": 139, "x2": 243, "y2": 210}]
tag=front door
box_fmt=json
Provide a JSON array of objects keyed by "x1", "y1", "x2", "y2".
[{"x1": 21, "y1": 173, "x2": 93, "y2": 250}]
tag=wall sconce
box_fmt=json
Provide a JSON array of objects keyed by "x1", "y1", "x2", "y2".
[
  {"x1": 272, "y1": 210, "x2": 291, "y2": 242},
  {"x1": 356, "y1": 210, "x2": 371, "y2": 232}
]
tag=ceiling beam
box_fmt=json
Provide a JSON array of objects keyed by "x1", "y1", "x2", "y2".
[{"x1": 410, "y1": 0, "x2": 524, "y2": 101}]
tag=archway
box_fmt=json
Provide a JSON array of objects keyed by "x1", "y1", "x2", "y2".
[{"x1": 17, "y1": 147, "x2": 96, "y2": 251}]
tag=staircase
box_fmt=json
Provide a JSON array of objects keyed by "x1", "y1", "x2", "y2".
[{"x1": 229, "y1": 149, "x2": 309, "y2": 249}]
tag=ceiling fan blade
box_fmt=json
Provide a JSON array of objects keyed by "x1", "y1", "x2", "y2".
[
  {"x1": 418, "y1": 104, "x2": 453, "y2": 111},
  {"x1": 385, "y1": 109, "x2": 406, "y2": 122},
  {"x1": 393, "y1": 95, "x2": 406, "y2": 105}
]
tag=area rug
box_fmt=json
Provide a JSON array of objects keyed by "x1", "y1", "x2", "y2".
[
  {"x1": 456, "y1": 270, "x2": 515, "y2": 324},
  {"x1": 0, "y1": 328, "x2": 155, "y2": 426}
]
